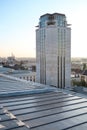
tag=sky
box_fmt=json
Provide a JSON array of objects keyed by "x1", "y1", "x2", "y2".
[{"x1": 0, "y1": 0, "x2": 87, "y2": 58}]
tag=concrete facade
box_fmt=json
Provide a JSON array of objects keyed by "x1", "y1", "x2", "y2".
[{"x1": 36, "y1": 13, "x2": 71, "y2": 88}]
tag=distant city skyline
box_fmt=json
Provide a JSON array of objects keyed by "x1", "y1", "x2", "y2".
[{"x1": 0, "y1": 0, "x2": 87, "y2": 58}]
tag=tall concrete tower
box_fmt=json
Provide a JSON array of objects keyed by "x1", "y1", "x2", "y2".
[{"x1": 36, "y1": 13, "x2": 71, "y2": 88}]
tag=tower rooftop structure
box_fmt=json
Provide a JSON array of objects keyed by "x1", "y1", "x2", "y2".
[{"x1": 38, "y1": 13, "x2": 67, "y2": 28}]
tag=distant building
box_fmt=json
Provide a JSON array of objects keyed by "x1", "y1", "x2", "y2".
[
  {"x1": 71, "y1": 63, "x2": 83, "y2": 71},
  {"x1": 80, "y1": 70, "x2": 87, "y2": 83},
  {"x1": 36, "y1": 13, "x2": 71, "y2": 88},
  {"x1": 0, "y1": 66, "x2": 36, "y2": 82},
  {"x1": 7, "y1": 55, "x2": 16, "y2": 65},
  {"x1": 11, "y1": 70, "x2": 36, "y2": 82}
]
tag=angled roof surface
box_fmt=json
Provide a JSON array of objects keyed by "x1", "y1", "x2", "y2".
[
  {"x1": 82, "y1": 70, "x2": 87, "y2": 75},
  {"x1": 0, "y1": 74, "x2": 55, "y2": 97},
  {"x1": 0, "y1": 107, "x2": 29, "y2": 130},
  {"x1": 1, "y1": 75, "x2": 87, "y2": 130},
  {"x1": 1, "y1": 91, "x2": 87, "y2": 130}
]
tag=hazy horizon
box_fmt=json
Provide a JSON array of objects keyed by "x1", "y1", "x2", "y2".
[{"x1": 1, "y1": 56, "x2": 87, "y2": 59}]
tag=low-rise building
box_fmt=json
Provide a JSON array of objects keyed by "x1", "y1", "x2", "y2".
[
  {"x1": 80, "y1": 70, "x2": 87, "y2": 82},
  {"x1": 0, "y1": 66, "x2": 36, "y2": 82}
]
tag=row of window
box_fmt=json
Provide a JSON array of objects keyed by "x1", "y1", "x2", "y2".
[{"x1": 19, "y1": 76, "x2": 35, "y2": 82}]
